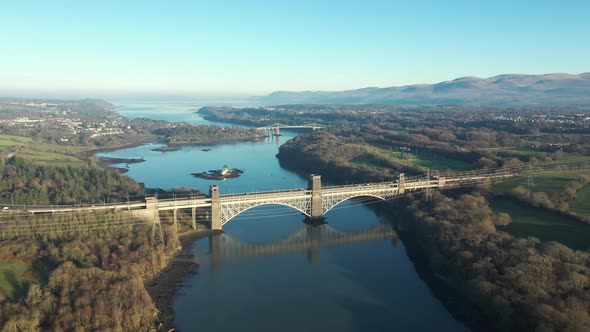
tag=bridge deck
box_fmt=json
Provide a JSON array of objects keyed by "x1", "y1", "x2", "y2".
[{"x1": 6, "y1": 172, "x2": 518, "y2": 215}]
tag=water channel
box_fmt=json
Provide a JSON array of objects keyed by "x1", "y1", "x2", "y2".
[{"x1": 102, "y1": 99, "x2": 469, "y2": 332}]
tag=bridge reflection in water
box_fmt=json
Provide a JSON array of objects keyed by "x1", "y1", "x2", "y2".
[{"x1": 204, "y1": 222, "x2": 399, "y2": 269}]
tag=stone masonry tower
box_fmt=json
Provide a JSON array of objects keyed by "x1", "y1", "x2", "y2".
[
  {"x1": 308, "y1": 174, "x2": 323, "y2": 220},
  {"x1": 210, "y1": 185, "x2": 222, "y2": 231}
]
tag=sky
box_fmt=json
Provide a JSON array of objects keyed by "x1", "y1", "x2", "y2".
[{"x1": 0, "y1": 0, "x2": 589, "y2": 97}]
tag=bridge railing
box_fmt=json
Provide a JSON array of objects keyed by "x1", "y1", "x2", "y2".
[
  {"x1": 2, "y1": 200, "x2": 146, "y2": 210},
  {"x1": 322, "y1": 182, "x2": 399, "y2": 194},
  {"x1": 156, "y1": 196, "x2": 207, "y2": 202},
  {"x1": 221, "y1": 189, "x2": 311, "y2": 202}
]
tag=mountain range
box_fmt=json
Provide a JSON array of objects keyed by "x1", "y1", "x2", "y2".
[{"x1": 254, "y1": 73, "x2": 590, "y2": 107}]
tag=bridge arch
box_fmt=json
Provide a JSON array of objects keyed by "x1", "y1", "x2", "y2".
[
  {"x1": 322, "y1": 194, "x2": 388, "y2": 215},
  {"x1": 220, "y1": 201, "x2": 311, "y2": 226}
]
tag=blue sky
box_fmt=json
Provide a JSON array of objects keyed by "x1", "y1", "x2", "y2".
[{"x1": 0, "y1": 0, "x2": 588, "y2": 97}]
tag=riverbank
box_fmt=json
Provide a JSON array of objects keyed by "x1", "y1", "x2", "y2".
[
  {"x1": 83, "y1": 135, "x2": 265, "y2": 173},
  {"x1": 75, "y1": 135, "x2": 159, "y2": 158},
  {"x1": 276, "y1": 138, "x2": 590, "y2": 331},
  {"x1": 146, "y1": 228, "x2": 217, "y2": 331},
  {"x1": 165, "y1": 135, "x2": 265, "y2": 147}
]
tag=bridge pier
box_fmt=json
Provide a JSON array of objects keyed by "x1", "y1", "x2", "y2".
[
  {"x1": 173, "y1": 209, "x2": 178, "y2": 231},
  {"x1": 192, "y1": 207, "x2": 197, "y2": 229},
  {"x1": 146, "y1": 197, "x2": 164, "y2": 245},
  {"x1": 210, "y1": 185, "x2": 222, "y2": 231},
  {"x1": 438, "y1": 176, "x2": 446, "y2": 188},
  {"x1": 398, "y1": 173, "x2": 405, "y2": 195},
  {"x1": 307, "y1": 174, "x2": 325, "y2": 222}
]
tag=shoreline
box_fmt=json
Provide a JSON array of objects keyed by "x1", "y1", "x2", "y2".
[
  {"x1": 145, "y1": 228, "x2": 218, "y2": 331},
  {"x1": 83, "y1": 135, "x2": 264, "y2": 173},
  {"x1": 75, "y1": 135, "x2": 159, "y2": 158},
  {"x1": 165, "y1": 135, "x2": 265, "y2": 147}
]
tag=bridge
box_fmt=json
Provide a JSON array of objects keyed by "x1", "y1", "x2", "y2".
[
  {"x1": 1, "y1": 164, "x2": 527, "y2": 243},
  {"x1": 257, "y1": 123, "x2": 324, "y2": 136}
]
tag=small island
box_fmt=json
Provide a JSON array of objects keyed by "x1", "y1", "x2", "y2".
[
  {"x1": 191, "y1": 165, "x2": 244, "y2": 180},
  {"x1": 151, "y1": 146, "x2": 182, "y2": 152}
]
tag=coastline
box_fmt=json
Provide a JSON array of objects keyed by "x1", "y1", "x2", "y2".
[
  {"x1": 145, "y1": 228, "x2": 217, "y2": 331},
  {"x1": 75, "y1": 135, "x2": 159, "y2": 158},
  {"x1": 82, "y1": 135, "x2": 264, "y2": 172},
  {"x1": 165, "y1": 135, "x2": 265, "y2": 147}
]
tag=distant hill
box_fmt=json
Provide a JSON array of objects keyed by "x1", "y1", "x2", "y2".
[{"x1": 254, "y1": 73, "x2": 590, "y2": 107}]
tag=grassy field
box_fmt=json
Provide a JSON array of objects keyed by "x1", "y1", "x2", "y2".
[
  {"x1": 0, "y1": 134, "x2": 84, "y2": 167},
  {"x1": 410, "y1": 152, "x2": 472, "y2": 171},
  {"x1": 363, "y1": 145, "x2": 472, "y2": 171},
  {"x1": 482, "y1": 147, "x2": 588, "y2": 165},
  {"x1": 484, "y1": 147, "x2": 548, "y2": 157},
  {"x1": 492, "y1": 199, "x2": 590, "y2": 251},
  {"x1": 492, "y1": 170, "x2": 590, "y2": 195},
  {"x1": 570, "y1": 185, "x2": 590, "y2": 219},
  {"x1": 0, "y1": 260, "x2": 33, "y2": 301}
]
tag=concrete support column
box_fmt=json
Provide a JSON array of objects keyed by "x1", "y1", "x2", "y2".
[
  {"x1": 438, "y1": 176, "x2": 446, "y2": 188},
  {"x1": 146, "y1": 197, "x2": 164, "y2": 245},
  {"x1": 192, "y1": 207, "x2": 197, "y2": 230},
  {"x1": 173, "y1": 209, "x2": 178, "y2": 230},
  {"x1": 308, "y1": 174, "x2": 323, "y2": 220},
  {"x1": 210, "y1": 185, "x2": 222, "y2": 231},
  {"x1": 398, "y1": 173, "x2": 405, "y2": 195}
]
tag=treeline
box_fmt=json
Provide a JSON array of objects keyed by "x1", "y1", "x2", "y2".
[
  {"x1": 0, "y1": 153, "x2": 186, "y2": 331},
  {"x1": 153, "y1": 124, "x2": 259, "y2": 144},
  {"x1": 0, "y1": 217, "x2": 180, "y2": 331},
  {"x1": 276, "y1": 121, "x2": 590, "y2": 331},
  {"x1": 278, "y1": 131, "x2": 424, "y2": 183},
  {"x1": 398, "y1": 192, "x2": 590, "y2": 331},
  {"x1": 0, "y1": 157, "x2": 144, "y2": 205},
  {"x1": 510, "y1": 175, "x2": 590, "y2": 223}
]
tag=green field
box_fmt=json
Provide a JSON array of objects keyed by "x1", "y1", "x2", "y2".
[
  {"x1": 0, "y1": 134, "x2": 32, "y2": 150},
  {"x1": 492, "y1": 199, "x2": 590, "y2": 251},
  {"x1": 484, "y1": 147, "x2": 548, "y2": 157},
  {"x1": 481, "y1": 147, "x2": 587, "y2": 165},
  {"x1": 570, "y1": 185, "x2": 590, "y2": 219},
  {"x1": 492, "y1": 170, "x2": 590, "y2": 195},
  {"x1": 0, "y1": 134, "x2": 84, "y2": 167},
  {"x1": 363, "y1": 145, "x2": 472, "y2": 171},
  {"x1": 0, "y1": 260, "x2": 33, "y2": 301},
  {"x1": 410, "y1": 153, "x2": 472, "y2": 171}
]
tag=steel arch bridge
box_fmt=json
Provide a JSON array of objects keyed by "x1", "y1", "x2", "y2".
[{"x1": 3, "y1": 164, "x2": 540, "y2": 244}]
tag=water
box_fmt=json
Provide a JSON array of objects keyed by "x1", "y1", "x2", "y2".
[
  {"x1": 102, "y1": 99, "x2": 468, "y2": 332},
  {"x1": 113, "y1": 98, "x2": 232, "y2": 126}
]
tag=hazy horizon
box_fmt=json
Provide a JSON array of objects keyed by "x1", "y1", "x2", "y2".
[
  {"x1": 1, "y1": 1, "x2": 589, "y2": 97},
  {"x1": 2, "y1": 71, "x2": 590, "y2": 101}
]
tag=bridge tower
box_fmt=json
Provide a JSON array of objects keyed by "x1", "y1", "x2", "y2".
[
  {"x1": 308, "y1": 174, "x2": 324, "y2": 221},
  {"x1": 398, "y1": 173, "x2": 405, "y2": 195},
  {"x1": 210, "y1": 185, "x2": 222, "y2": 231},
  {"x1": 423, "y1": 168, "x2": 432, "y2": 202}
]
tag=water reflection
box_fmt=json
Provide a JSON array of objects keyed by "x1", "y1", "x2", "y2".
[
  {"x1": 106, "y1": 101, "x2": 468, "y2": 331},
  {"x1": 204, "y1": 222, "x2": 399, "y2": 269}
]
